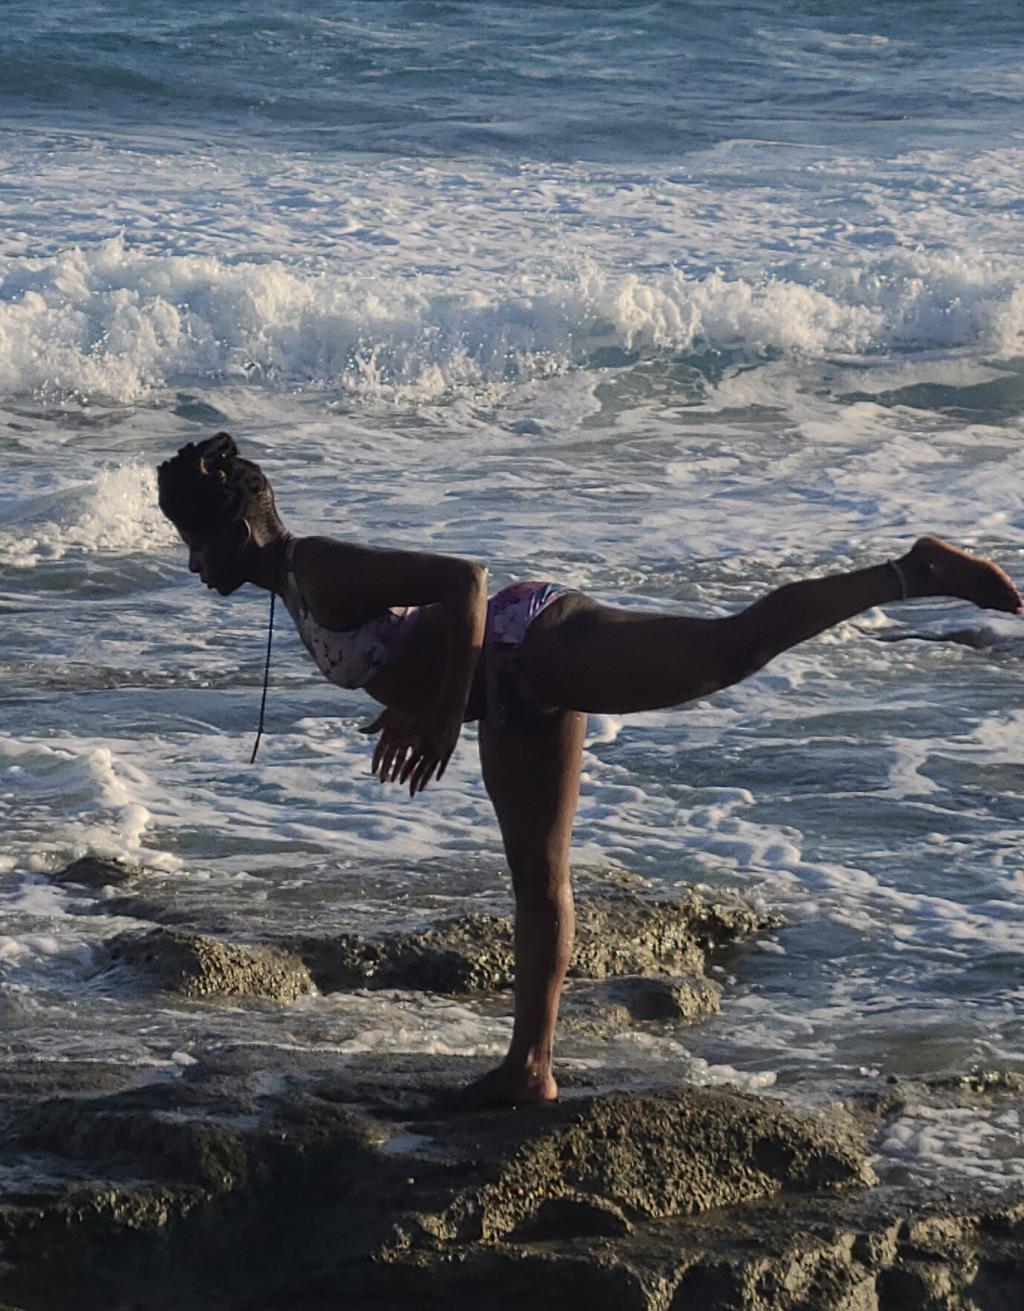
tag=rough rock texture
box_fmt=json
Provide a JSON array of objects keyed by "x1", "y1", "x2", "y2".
[
  {"x1": 24, "y1": 870, "x2": 1022, "y2": 1308},
  {"x1": 293, "y1": 910, "x2": 516, "y2": 993},
  {"x1": 288, "y1": 890, "x2": 779, "y2": 996},
  {"x1": 560, "y1": 974, "x2": 723, "y2": 1032},
  {"x1": 51, "y1": 856, "x2": 142, "y2": 889},
  {"x1": 0, "y1": 1052, "x2": 1022, "y2": 1311},
  {"x1": 382, "y1": 1090, "x2": 874, "y2": 1253},
  {"x1": 104, "y1": 928, "x2": 315, "y2": 1001},
  {"x1": 393, "y1": 1195, "x2": 1024, "y2": 1311},
  {"x1": 570, "y1": 893, "x2": 774, "y2": 980},
  {"x1": 64, "y1": 863, "x2": 773, "y2": 1013},
  {"x1": 925, "y1": 1070, "x2": 1024, "y2": 1095}
]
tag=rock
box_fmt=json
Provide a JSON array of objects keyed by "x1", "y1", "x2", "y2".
[
  {"x1": 925, "y1": 1069, "x2": 1024, "y2": 1096},
  {"x1": 510, "y1": 1194, "x2": 634, "y2": 1241},
  {"x1": 292, "y1": 912, "x2": 516, "y2": 994},
  {"x1": 0, "y1": 1052, "x2": 1022, "y2": 1311},
  {"x1": 610, "y1": 973, "x2": 722, "y2": 1022},
  {"x1": 104, "y1": 928, "x2": 315, "y2": 1001},
  {"x1": 570, "y1": 892, "x2": 775, "y2": 980},
  {"x1": 384, "y1": 1089, "x2": 874, "y2": 1252},
  {"x1": 51, "y1": 856, "x2": 143, "y2": 889},
  {"x1": 561, "y1": 974, "x2": 722, "y2": 1034},
  {"x1": 289, "y1": 890, "x2": 778, "y2": 996}
]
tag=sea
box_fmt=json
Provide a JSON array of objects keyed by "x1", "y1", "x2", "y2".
[{"x1": 2, "y1": 0, "x2": 1024, "y2": 1192}]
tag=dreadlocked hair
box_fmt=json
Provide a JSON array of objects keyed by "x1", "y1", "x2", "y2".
[{"x1": 157, "y1": 433, "x2": 280, "y2": 537}]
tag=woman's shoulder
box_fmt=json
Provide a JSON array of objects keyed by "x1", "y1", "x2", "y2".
[
  {"x1": 289, "y1": 534, "x2": 371, "y2": 572},
  {"x1": 286, "y1": 535, "x2": 389, "y2": 631}
]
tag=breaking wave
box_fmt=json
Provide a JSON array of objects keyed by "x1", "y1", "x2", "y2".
[{"x1": 1, "y1": 237, "x2": 1021, "y2": 406}]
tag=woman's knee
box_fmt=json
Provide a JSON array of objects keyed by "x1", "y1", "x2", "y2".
[
  {"x1": 708, "y1": 615, "x2": 775, "y2": 690},
  {"x1": 509, "y1": 858, "x2": 571, "y2": 909}
]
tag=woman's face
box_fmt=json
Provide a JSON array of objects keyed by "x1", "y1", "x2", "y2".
[{"x1": 180, "y1": 524, "x2": 251, "y2": 595}]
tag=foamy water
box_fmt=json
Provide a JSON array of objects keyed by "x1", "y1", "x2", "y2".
[{"x1": 2, "y1": 0, "x2": 1024, "y2": 1190}]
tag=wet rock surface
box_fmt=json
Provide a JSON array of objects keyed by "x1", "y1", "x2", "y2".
[
  {"x1": 104, "y1": 928, "x2": 315, "y2": 1001},
  {"x1": 86, "y1": 872, "x2": 775, "y2": 1007},
  {"x1": 289, "y1": 911, "x2": 516, "y2": 993},
  {"x1": 19, "y1": 867, "x2": 1023, "y2": 1308},
  {"x1": 560, "y1": 973, "x2": 723, "y2": 1033},
  {"x1": 380, "y1": 1087, "x2": 874, "y2": 1253},
  {"x1": 285, "y1": 889, "x2": 778, "y2": 996},
  {"x1": 51, "y1": 856, "x2": 143, "y2": 889},
  {"x1": 0, "y1": 1051, "x2": 1021, "y2": 1311}
]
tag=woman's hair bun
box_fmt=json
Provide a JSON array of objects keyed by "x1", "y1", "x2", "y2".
[
  {"x1": 157, "y1": 433, "x2": 278, "y2": 536},
  {"x1": 198, "y1": 432, "x2": 239, "y2": 476}
]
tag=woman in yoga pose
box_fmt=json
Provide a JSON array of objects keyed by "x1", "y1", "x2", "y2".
[{"x1": 158, "y1": 432, "x2": 1022, "y2": 1108}]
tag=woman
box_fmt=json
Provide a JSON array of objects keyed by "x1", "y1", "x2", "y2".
[{"x1": 158, "y1": 432, "x2": 1021, "y2": 1108}]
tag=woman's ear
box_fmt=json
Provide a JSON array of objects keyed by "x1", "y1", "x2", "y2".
[{"x1": 231, "y1": 519, "x2": 254, "y2": 548}]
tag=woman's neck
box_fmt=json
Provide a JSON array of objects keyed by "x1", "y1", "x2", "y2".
[{"x1": 246, "y1": 530, "x2": 294, "y2": 595}]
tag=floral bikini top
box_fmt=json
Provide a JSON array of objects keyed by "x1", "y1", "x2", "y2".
[{"x1": 280, "y1": 539, "x2": 421, "y2": 689}]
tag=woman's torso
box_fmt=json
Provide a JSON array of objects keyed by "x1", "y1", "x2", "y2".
[{"x1": 281, "y1": 536, "x2": 582, "y2": 718}]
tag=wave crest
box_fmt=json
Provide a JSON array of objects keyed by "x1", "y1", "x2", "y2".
[{"x1": 0, "y1": 237, "x2": 1021, "y2": 406}]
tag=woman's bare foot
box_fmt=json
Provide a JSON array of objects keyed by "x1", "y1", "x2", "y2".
[
  {"x1": 432, "y1": 1060, "x2": 558, "y2": 1112},
  {"x1": 902, "y1": 537, "x2": 1022, "y2": 614}
]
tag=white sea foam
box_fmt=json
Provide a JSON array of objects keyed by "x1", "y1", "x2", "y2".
[
  {"x1": 878, "y1": 1104, "x2": 1024, "y2": 1188},
  {"x1": 0, "y1": 463, "x2": 176, "y2": 567},
  {"x1": 0, "y1": 734, "x2": 161, "y2": 863},
  {"x1": 0, "y1": 212, "x2": 1022, "y2": 407}
]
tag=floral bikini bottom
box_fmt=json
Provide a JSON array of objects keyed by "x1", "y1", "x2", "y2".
[{"x1": 484, "y1": 581, "x2": 575, "y2": 722}]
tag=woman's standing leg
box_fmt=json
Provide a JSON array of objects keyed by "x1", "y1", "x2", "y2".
[{"x1": 443, "y1": 708, "x2": 587, "y2": 1109}]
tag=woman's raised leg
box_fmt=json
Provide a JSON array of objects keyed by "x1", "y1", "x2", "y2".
[
  {"x1": 441, "y1": 707, "x2": 587, "y2": 1110},
  {"x1": 521, "y1": 536, "x2": 1021, "y2": 716}
]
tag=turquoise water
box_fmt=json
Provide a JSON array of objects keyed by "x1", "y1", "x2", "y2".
[{"x1": 2, "y1": 1, "x2": 1024, "y2": 1187}]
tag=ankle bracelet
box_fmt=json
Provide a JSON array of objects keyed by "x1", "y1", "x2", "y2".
[{"x1": 888, "y1": 558, "x2": 909, "y2": 601}]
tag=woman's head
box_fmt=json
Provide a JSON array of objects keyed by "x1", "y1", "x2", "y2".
[
  {"x1": 157, "y1": 433, "x2": 280, "y2": 538},
  {"x1": 158, "y1": 434, "x2": 284, "y2": 594}
]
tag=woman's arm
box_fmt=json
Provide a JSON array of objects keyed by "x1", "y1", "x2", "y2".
[{"x1": 291, "y1": 537, "x2": 488, "y2": 793}]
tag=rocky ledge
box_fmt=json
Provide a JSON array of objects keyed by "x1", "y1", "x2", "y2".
[
  {"x1": 284, "y1": 889, "x2": 776, "y2": 995},
  {"x1": 0, "y1": 1050, "x2": 1022, "y2": 1311},
  {"x1": 6, "y1": 859, "x2": 1018, "y2": 1309}
]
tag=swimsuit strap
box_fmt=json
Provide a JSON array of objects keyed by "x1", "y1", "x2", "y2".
[{"x1": 280, "y1": 537, "x2": 420, "y2": 690}]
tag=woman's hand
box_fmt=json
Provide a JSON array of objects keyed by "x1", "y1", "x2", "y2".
[{"x1": 360, "y1": 704, "x2": 463, "y2": 795}]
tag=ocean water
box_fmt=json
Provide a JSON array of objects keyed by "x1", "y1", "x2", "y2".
[{"x1": 3, "y1": 1, "x2": 1024, "y2": 1189}]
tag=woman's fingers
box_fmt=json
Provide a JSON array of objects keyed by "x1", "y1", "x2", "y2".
[
  {"x1": 378, "y1": 738, "x2": 409, "y2": 783},
  {"x1": 374, "y1": 732, "x2": 405, "y2": 778},
  {"x1": 403, "y1": 745, "x2": 456, "y2": 794},
  {"x1": 366, "y1": 707, "x2": 421, "y2": 781},
  {"x1": 368, "y1": 710, "x2": 458, "y2": 793},
  {"x1": 401, "y1": 749, "x2": 438, "y2": 794}
]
